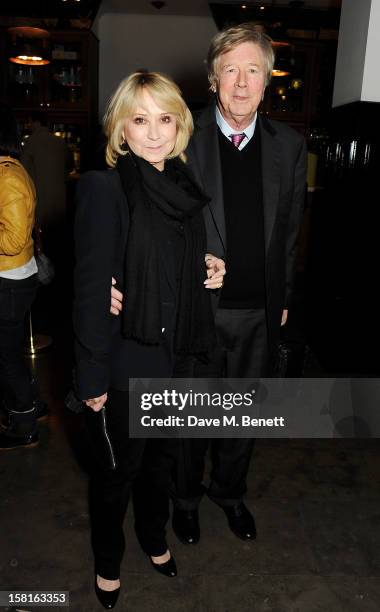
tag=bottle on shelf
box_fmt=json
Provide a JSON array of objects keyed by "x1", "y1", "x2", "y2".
[
  {"x1": 73, "y1": 136, "x2": 81, "y2": 171},
  {"x1": 15, "y1": 67, "x2": 24, "y2": 84}
]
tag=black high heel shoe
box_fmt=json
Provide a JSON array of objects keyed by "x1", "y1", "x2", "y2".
[
  {"x1": 94, "y1": 577, "x2": 120, "y2": 609},
  {"x1": 149, "y1": 552, "x2": 177, "y2": 577}
]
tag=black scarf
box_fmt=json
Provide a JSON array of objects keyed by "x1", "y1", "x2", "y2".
[{"x1": 116, "y1": 151, "x2": 216, "y2": 355}]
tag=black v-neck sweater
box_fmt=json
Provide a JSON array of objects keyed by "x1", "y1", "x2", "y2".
[{"x1": 218, "y1": 125, "x2": 266, "y2": 308}]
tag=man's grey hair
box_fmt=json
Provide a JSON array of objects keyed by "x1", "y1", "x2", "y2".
[{"x1": 207, "y1": 22, "x2": 275, "y2": 89}]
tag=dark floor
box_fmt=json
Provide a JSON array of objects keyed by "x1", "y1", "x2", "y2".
[
  {"x1": 1, "y1": 261, "x2": 380, "y2": 612},
  {"x1": 1, "y1": 332, "x2": 380, "y2": 612}
]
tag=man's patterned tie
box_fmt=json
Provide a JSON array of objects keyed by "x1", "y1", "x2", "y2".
[{"x1": 229, "y1": 133, "x2": 246, "y2": 148}]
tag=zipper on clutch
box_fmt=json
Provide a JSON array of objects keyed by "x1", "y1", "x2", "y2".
[{"x1": 101, "y1": 408, "x2": 117, "y2": 470}]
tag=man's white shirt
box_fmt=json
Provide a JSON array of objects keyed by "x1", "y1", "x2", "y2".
[{"x1": 215, "y1": 106, "x2": 257, "y2": 150}]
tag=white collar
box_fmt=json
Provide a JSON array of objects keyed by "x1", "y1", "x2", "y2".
[{"x1": 215, "y1": 105, "x2": 257, "y2": 149}]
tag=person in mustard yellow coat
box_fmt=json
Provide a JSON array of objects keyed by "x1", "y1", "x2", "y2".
[{"x1": 0, "y1": 103, "x2": 39, "y2": 450}]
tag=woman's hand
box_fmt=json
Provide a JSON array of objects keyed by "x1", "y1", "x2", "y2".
[
  {"x1": 204, "y1": 253, "x2": 226, "y2": 289},
  {"x1": 85, "y1": 393, "x2": 108, "y2": 412},
  {"x1": 281, "y1": 309, "x2": 288, "y2": 326},
  {"x1": 110, "y1": 277, "x2": 123, "y2": 315}
]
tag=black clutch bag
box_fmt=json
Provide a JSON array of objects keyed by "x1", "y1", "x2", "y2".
[
  {"x1": 64, "y1": 372, "x2": 117, "y2": 471},
  {"x1": 34, "y1": 225, "x2": 55, "y2": 286},
  {"x1": 35, "y1": 251, "x2": 55, "y2": 286},
  {"x1": 274, "y1": 342, "x2": 292, "y2": 378},
  {"x1": 83, "y1": 406, "x2": 117, "y2": 471},
  {"x1": 64, "y1": 389, "x2": 84, "y2": 414},
  {"x1": 273, "y1": 339, "x2": 309, "y2": 378}
]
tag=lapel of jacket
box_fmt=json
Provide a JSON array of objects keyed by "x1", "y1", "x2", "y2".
[
  {"x1": 259, "y1": 115, "x2": 281, "y2": 254},
  {"x1": 191, "y1": 105, "x2": 226, "y2": 252}
]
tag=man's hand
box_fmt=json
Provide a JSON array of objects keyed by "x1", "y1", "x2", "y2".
[
  {"x1": 111, "y1": 277, "x2": 123, "y2": 315},
  {"x1": 110, "y1": 254, "x2": 225, "y2": 317},
  {"x1": 204, "y1": 254, "x2": 226, "y2": 289},
  {"x1": 85, "y1": 392, "x2": 108, "y2": 412},
  {"x1": 281, "y1": 309, "x2": 288, "y2": 326}
]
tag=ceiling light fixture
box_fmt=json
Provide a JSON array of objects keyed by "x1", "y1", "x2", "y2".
[
  {"x1": 8, "y1": 27, "x2": 51, "y2": 66},
  {"x1": 272, "y1": 69, "x2": 290, "y2": 77},
  {"x1": 271, "y1": 45, "x2": 291, "y2": 78},
  {"x1": 272, "y1": 40, "x2": 291, "y2": 48}
]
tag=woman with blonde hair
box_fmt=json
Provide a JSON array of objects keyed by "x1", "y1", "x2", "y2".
[{"x1": 73, "y1": 71, "x2": 224, "y2": 608}]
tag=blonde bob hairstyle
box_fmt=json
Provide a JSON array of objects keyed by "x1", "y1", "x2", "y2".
[
  {"x1": 207, "y1": 22, "x2": 275, "y2": 90},
  {"x1": 103, "y1": 71, "x2": 193, "y2": 168}
]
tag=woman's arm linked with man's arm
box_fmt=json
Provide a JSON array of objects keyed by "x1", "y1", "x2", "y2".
[{"x1": 110, "y1": 254, "x2": 225, "y2": 316}]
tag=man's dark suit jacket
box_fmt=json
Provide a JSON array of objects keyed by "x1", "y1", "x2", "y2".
[
  {"x1": 73, "y1": 170, "x2": 177, "y2": 400},
  {"x1": 186, "y1": 105, "x2": 307, "y2": 361}
]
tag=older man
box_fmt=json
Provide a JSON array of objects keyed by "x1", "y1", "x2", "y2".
[
  {"x1": 171, "y1": 23, "x2": 306, "y2": 544},
  {"x1": 111, "y1": 23, "x2": 307, "y2": 543}
]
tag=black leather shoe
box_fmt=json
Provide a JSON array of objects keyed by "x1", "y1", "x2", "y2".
[
  {"x1": 0, "y1": 430, "x2": 39, "y2": 451},
  {"x1": 149, "y1": 553, "x2": 177, "y2": 577},
  {"x1": 94, "y1": 578, "x2": 120, "y2": 609},
  {"x1": 222, "y1": 503, "x2": 256, "y2": 541},
  {"x1": 172, "y1": 508, "x2": 200, "y2": 544}
]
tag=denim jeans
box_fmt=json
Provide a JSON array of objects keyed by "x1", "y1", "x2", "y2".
[{"x1": 0, "y1": 274, "x2": 38, "y2": 411}]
